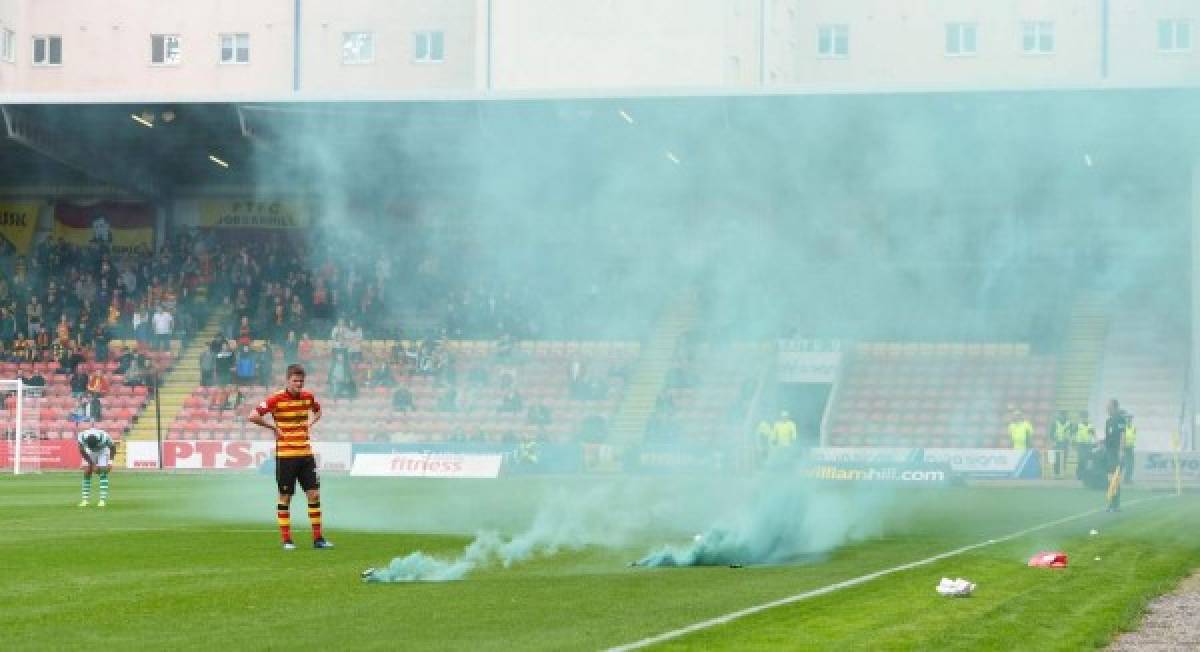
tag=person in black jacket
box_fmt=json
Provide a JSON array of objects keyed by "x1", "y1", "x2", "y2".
[{"x1": 1103, "y1": 399, "x2": 1128, "y2": 512}]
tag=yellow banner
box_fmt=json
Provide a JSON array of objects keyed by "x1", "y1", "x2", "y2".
[
  {"x1": 0, "y1": 201, "x2": 42, "y2": 255},
  {"x1": 199, "y1": 200, "x2": 308, "y2": 229}
]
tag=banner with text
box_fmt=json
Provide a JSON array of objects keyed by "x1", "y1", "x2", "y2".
[
  {"x1": 799, "y1": 461, "x2": 952, "y2": 485},
  {"x1": 199, "y1": 200, "x2": 309, "y2": 229},
  {"x1": 124, "y1": 440, "x2": 352, "y2": 471},
  {"x1": 1133, "y1": 451, "x2": 1200, "y2": 486},
  {"x1": 0, "y1": 200, "x2": 42, "y2": 254},
  {"x1": 53, "y1": 201, "x2": 154, "y2": 254},
  {"x1": 777, "y1": 339, "x2": 843, "y2": 383},
  {"x1": 0, "y1": 439, "x2": 82, "y2": 470},
  {"x1": 350, "y1": 452, "x2": 504, "y2": 478},
  {"x1": 352, "y1": 442, "x2": 582, "y2": 474},
  {"x1": 922, "y1": 448, "x2": 1039, "y2": 479}
]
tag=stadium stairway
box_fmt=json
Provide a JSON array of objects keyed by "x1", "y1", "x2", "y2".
[
  {"x1": 115, "y1": 304, "x2": 229, "y2": 467},
  {"x1": 1053, "y1": 296, "x2": 1109, "y2": 415},
  {"x1": 1052, "y1": 295, "x2": 1108, "y2": 477},
  {"x1": 606, "y1": 288, "x2": 698, "y2": 449}
]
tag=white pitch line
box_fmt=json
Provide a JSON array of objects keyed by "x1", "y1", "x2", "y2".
[{"x1": 608, "y1": 494, "x2": 1171, "y2": 651}]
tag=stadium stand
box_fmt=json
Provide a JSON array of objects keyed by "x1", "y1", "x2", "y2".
[
  {"x1": 0, "y1": 345, "x2": 175, "y2": 440},
  {"x1": 825, "y1": 341, "x2": 1057, "y2": 449},
  {"x1": 1095, "y1": 314, "x2": 1187, "y2": 452},
  {"x1": 171, "y1": 339, "x2": 639, "y2": 444}
]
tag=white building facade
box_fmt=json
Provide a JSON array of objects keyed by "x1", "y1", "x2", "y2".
[{"x1": 0, "y1": 0, "x2": 1194, "y2": 95}]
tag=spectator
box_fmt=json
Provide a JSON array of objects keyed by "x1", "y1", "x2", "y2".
[
  {"x1": 772, "y1": 411, "x2": 798, "y2": 450},
  {"x1": 69, "y1": 368, "x2": 90, "y2": 398},
  {"x1": 25, "y1": 370, "x2": 47, "y2": 388},
  {"x1": 64, "y1": 345, "x2": 86, "y2": 375},
  {"x1": 86, "y1": 371, "x2": 110, "y2": 398},
  {"x1": 125, "y1": 353, "x2": 154, "y2": 388},
  {"x1": 152, "y1": 304, "x2": 174, "y2": 351},
  {"x1": 70, "y1": 394, "x2": 102, "y2": 423},
  {"x1": 199, "y1": 345, "x2": 215, "y2": 387},
  {"x1": 0, "y1": 306, "x2": 17, "y2": 343},
  {"x1": 281, "y1": 330, "x2": 299, "y2": 366},
  {"x1": 92, "y1": 322, "x2": 110, "y2": 362},
  {"x1": 55, "y1": 315, "x2": 71, "y2": 346},
  {"x1": 131, "y1": 305, "x2": 150, "y2": 344},
  {"x1": 234, "y1": 344, "x2": 257, "y2": 386},
  {"x1": 26, "y1": 295, "x2": 43, "y2": 336},
  {"x1": 214, "y1": 341, "x2": 234, "y2": 386},
  {"x1": 366, "y1": 357, "x2": 396, "y2": 388},
  {"x1": 346, "y1": 319, "x2": 364, "y2": 362},
  {"x1": 115, "y1": 346, "x2": 134, "y2": 375},
  {"x1": 328, "y1": 350, "x2": 356, "y2": 399},
  {"x1": 235, "y1": 315, "x2": 252, "y2": 347},
  {"x1": 499, "y1": 388, "x2": 524, "y2": 413},
  {"x1": 297, "y1": 332, "x2": 314, "y2": 362},
  {"x1": 330, "y1": 318, "x2": 350, "y2": 358}
]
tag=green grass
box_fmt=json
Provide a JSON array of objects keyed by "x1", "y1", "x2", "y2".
[{"x1": 1, "y1": 474, "x2": 1197, "y2": 651}]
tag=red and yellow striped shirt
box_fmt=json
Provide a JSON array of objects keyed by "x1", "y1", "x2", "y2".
[{"x1": 256, "y1": 389, "x2": 321, "y2": 459}]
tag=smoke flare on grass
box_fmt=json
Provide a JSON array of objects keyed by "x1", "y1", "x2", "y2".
[
  {"x1": 364, "y1": 484, "x2": 660, "y2": 582},
  {"x1": 634, "y1": 475, "x2": 890, "y2": 568}
]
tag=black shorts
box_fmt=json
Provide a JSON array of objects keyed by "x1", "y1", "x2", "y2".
[{"x1": 276, "y1": 455, "x2": 320, "y2": 495}]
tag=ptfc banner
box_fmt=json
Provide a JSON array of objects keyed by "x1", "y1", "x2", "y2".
[
  {"x1": 0, "y1": 200, "x2": 42, "y2": 255},
  {"x1": 199, "y1": 200, "x2": 308, "y2": 229},
  {"x1": 53, "y1": 201, "x2": 155, "y2": 253}
]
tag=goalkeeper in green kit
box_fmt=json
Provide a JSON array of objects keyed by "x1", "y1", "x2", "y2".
[{"x1": 77, "y1": 420, "x2": 116, "y2": 507}]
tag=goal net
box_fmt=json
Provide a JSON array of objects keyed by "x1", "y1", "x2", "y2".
[{"x1": 1, "y1": 380, "x2": 45, "y2": 474}]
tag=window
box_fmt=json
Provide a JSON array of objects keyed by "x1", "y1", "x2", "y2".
[
  {"x1": 1158, "y1": 19, "x2": 1192, "y2": 52},
  {"x1": 2, "y1": 29, "x2": 14, "y2": 62},
  {"x1": 342, "y1": 32, "x2": 374, "y2": 64},
  {"x1": 945, "y1": 22, "x2": 977, "y2": 56},
  {"x1": 151, "y1": 34, "x2": 181, "y2": 65},
  {"x1": 817, "y1": 24, "x2": 849, "y2": 58},
  {"x1": 1021, "y1": 21, "x2": 1054, "y2": 54},
  {"x1": 31, "y1": 35, "x2": 61, "y2": 66},
  {"x1": 413, "y1": 30, "x2": 444, "y2": 63},
  {"x1": 220, "y1": 33, "x2": 250, "y2": 64}
]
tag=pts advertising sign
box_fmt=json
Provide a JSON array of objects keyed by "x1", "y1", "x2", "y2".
[{"x1": 124, "y1": 441, "x2": 352, "y2": 471}]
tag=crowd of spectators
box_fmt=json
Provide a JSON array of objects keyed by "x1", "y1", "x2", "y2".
[{"x1": 0, "y1": 231, "x2": 212, "y2": 379}]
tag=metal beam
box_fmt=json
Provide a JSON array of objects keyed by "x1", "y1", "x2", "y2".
[{"x1": 1, "y1": 105, "x2": 163, "y2": 199}]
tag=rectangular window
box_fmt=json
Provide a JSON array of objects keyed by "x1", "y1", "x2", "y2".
[
  {"x1": 343, "y1": 32, "x2": 374, "y2": 64},
  {"x1": 817, "y1": 24, "x2": 849, "y2": 58},
  {"x1": 1021, "y1": 21, "x2": 1054, "y2": 54},
  {"x1": 2, "y1": 29, "x2": 14, "y2": 62},
  {"x1": 151, "y1": 34, "x2": 181, "y2": 65},
  {"x1": 220, "y1": 33, "x2": 250, "y2": 64},
  {"x1": 31, "y1": 35, "x2": 61, "y2": 66},
  {"x1": 1158, "y1": 19, "x2": 1192, "y2": 52},
  {"x1": 413, "y1": 31, "x2": 445, "y2": 63},
  {"x1": 945, "y1": 22, "x2": 978, "y2": 56}
]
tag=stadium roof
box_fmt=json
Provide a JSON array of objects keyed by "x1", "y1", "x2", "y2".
[{"x1": 1, "y1": 86, "x2": 1197, "y2": 203}]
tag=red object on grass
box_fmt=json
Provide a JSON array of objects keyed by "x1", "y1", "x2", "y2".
[{"x1": 1027, "y1": 551, "x2": 1068, "y2": 568}]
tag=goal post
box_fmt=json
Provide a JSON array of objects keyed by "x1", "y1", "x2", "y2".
[{"x1": 1, "y1": 379, "x2": 44, "y2": 474}]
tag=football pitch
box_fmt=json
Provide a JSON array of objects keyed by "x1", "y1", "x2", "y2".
[{"x1": 2, "y1": 473, "x2": 1199, "y2": 651}]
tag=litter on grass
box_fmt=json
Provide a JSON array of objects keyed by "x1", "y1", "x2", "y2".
[
  {"x1": 936, "y1": 577, "x2": 976, "y2": 597},
  {"x1": 1027, "y1": 551, "x2": 1068, "y2": 568}
]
